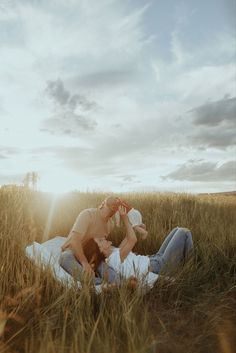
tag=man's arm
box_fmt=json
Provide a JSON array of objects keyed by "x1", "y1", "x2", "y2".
[
  {"x1": 68, "y1": 231, "x2": 94, "y2": 275},
  {"x1": 61, "y1": 209, "x2": 94, "y2": 275}
]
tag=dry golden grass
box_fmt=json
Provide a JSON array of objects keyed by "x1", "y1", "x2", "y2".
[{"x1": 0, "y1": 187, "x2": 235, "y2": 353}]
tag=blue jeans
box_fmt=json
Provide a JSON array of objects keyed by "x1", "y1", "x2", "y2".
[
  {"x1": 59, "y1": 249, "x2": 120, "y2": 285},
  {"x1": 149, "y1": 227, "x2": 193, "y2": 275}
]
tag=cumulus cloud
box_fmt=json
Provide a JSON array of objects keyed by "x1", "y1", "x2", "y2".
[
  {"x1": 190, "y1": 128, "x2": 236, "y2": 149},
  {"x1": 187, "y1": 97, "x2": 236, "y2": 149},
  {"x1": 190, "y1": 97, "x2": 236, "y2": 127},
  {"x1": 45, "y1": 79, "x2": 70, "y2": 106},
  {"x1": 0, "y1": 0, "x2": 235, "y2": 193},
  {"x1": 162, "y1": 160, "x2": 236, "y2": 182},
  {"x1": 45, "y1": 78, "x2": 97, "y2": 110},
  {"x1": 41, "y1": 78, "x2": 97, "y2": 136}
]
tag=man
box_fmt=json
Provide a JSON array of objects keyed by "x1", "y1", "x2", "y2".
[{"x1": 59, "y1": 196, "x2": 121, "y2": 284}]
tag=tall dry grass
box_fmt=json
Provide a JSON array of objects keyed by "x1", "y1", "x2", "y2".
[{"x1": 0, "y1": 187, "x2": 235, "y2": 353}]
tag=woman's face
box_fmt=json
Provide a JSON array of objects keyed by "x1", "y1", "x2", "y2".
[{"x1": 94, "y1": 238, "x2": 112, "y2": 257}]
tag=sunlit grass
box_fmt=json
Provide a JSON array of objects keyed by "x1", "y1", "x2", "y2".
[{"x1": 0, "y1": 187, "x2": 235, "y2": 353}]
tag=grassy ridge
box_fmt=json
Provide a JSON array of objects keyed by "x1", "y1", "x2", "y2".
[{"x1": 0, "y1": 187, "x2": 235, "y2": 353}]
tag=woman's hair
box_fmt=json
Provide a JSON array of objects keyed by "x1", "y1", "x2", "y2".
[{"x1": 82, "y1": 238, "x2": 105, "y2": 274}]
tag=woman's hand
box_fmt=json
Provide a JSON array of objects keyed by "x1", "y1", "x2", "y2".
[{"x1": 128, "y1": 276, "x2": 138, "y2": 289}]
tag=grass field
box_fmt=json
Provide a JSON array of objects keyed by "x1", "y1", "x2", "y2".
[{"x1": 0, "y1": 187, "x2": 235, "y2": 353}]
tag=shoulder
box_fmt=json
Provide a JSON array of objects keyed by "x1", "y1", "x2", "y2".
[
  {"x1": 71, "y1": 208, "x2": 97, "y2": 235},
  {"x1": 78, "y1": 208, "x2": 96, "y2": 218}
]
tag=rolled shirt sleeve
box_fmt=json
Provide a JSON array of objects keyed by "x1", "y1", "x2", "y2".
[{"x1": 71, "y1": 209, "x2": 91, "y2": 236}]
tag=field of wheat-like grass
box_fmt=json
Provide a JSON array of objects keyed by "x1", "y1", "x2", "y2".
[{"x1": 0, "y1": 187, "x2": 235, "y2": 353}]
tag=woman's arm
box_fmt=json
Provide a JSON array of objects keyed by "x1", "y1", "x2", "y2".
[{"x1": 119, "y1": 206, "x2": 137, "y2": 262}]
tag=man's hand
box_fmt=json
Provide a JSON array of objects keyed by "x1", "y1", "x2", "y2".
[
  {"x1": 139, "y1": 223, "x2": 148, "y2": 240},
  {"x1": 118, "y1": 205, "x2": 128, "y2": 218},
  {"x1": 82, "y1": 262, "x2": 95, "y2": 277},
  {"x1": 140, "y1": 223, "x2": 146, "y2": 230}
]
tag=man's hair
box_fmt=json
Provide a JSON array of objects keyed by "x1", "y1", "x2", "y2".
[
  {"x1": 82, "y1": 238, "x2": 105, "y2": 274},
  {"x1": 99, "y1": 196, "x2": 121, "y2": 214}
]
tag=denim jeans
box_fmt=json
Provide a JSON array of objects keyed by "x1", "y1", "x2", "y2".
[
  {"x1": 59, "y1": 249, "x2": 120, "y2": 285},
  {"x1": 149, "y1": 227, "x2": 193, "y2": 275}
]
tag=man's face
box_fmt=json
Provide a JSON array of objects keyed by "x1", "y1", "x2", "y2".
[
  {"x1": 102, "y1": 202, "x2": 119, "y2": 218},
  {"x1": 99, "y1": 197, "x2": 121, "y2": 219},
  {"x1": 105, "y1": 204, "x2": 116, "y2": 216}
]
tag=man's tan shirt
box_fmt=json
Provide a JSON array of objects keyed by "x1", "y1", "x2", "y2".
[{"x1": 61, "y1": 208, "x2": 114, "y2": 251}]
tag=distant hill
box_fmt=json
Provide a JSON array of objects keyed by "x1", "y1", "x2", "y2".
[{"x1": 199, "y1": 191, "x2": 236, "y2": 196}]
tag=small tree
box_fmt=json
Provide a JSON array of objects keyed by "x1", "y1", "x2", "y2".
[{"x1": 22, "y1": 172, "x2": 39, "y2": 190}]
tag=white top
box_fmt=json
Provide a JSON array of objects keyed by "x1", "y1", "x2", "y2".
[
  {"x1": 106, "y1": 247, "x2": 150, "y2": 279},
  {"x1": 25, "y1": 236, "x2": 82, "y2": 288},
  {"x1": 25, "y1": 237, "x2": 159, "y2": 292}
]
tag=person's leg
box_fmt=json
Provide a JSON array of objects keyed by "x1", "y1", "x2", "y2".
[
  {"x1": 160, "y1": 228, "x2": 193, "y2": 273},
  {"x1": 157, "y1": 227, "x2": 179, "y2": 255},
  {"x1": 148, "y1": 227, "x2": 179, "y2": 272},
  {"x1": 59, "y1": 250, "x2": 102, "y2": 285},
  {"x1": 149, "y1": 228, "x2": 193, "y2": 274}
]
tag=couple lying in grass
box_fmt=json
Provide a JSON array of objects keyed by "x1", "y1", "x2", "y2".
[{"x1": 59, "y1": 196, "x2": 193, "y2": 286}]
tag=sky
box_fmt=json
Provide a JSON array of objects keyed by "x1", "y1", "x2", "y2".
[{"x1": 0, "y1": 0, "x2": 235, "y2": 194}]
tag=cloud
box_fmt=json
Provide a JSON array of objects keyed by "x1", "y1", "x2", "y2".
[
  {"x1": 45, "y1": 78, "x2": 97, "y2": 110},
  {"x1": 116, "y1": 174, "x2": 141, "y2": 183},
  {"x1": 120, "y1": 174, "x2": 137, "y2": 182},
  {"x1": 190, "y1": 97, "x2": 236, "y2": 127},
  {"x1": 45, "y1": 78, "x2": 70, "y2": 106},
  {"x1": 0, "y1": 147, "x2": 20, "y2": 157},
  {"x1": 162, "y1": 160, "x2": 236, "y2": 182},
  {"x1": 30, "y1": 143, "x2": 148, "y2": 179},
  {"x1": 41, "y1": 78, "x2": 97, "y2": 136},
  {"x1": 187, "y1": 96, "x2": 236, "y2": 149},
  {"x1": 69, "y1": 68, "x2": 138, "y2": 91},
  {"x1": 0, "y1": 1, "x2": 235, "y2": 193},
  {"x1": 190, "y1": 127, "x2": 236, "y2": 149},
  {"x1": 41, "y1": 114, "x2": 97, "y2": 136}
]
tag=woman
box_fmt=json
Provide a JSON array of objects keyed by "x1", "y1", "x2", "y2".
[{"x1": 83, "y1": 206, "x2": 193, "y2": 281}]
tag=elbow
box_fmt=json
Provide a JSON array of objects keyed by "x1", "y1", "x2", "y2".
[
  {"x1": 64, "y1": 238, "x2": 77, "y2": 253},
  {"x1": 70, "y1": 238, "x2": 80, "y2": 250}
]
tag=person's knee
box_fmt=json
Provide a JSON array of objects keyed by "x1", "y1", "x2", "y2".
[
  {"x1": 178, "y1": 228, "x2": 193, "y2": 251},
  {"x1": 175, "y1": 227, "x2": 185, "y2": 235},
  {"x1": 178, "y1": 227, "x2": 191, "y2": 235},
  {"x1": 59, "y1": 250, "x2": 79, "y2": 271},
  {"x1": 183, "y1": 228, "x2": 193, "y2": 241},
  {"x1": 59, "y1": 250, "x2": 71, "y2": 267},
  {"x1": 175, "y1": 228, "x2": 192, "y2": 243}
]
